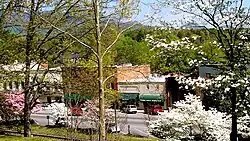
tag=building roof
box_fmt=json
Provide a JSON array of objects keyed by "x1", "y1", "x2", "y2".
[
  {"x1": 1, "y1": 61, "x2": 61, "y2": 72},
  {"x1": 119, "y1": 74, "x2": 167, "y2": 83},
  {"x1": 120, "y1": 73, "x2": 181, "y2": 83},
  {"x1": 116, "y1": 65, "x2": 151, "y2": 82}
]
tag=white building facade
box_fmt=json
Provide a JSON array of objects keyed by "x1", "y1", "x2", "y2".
[
  {"x1": 118, "y1": 74, "x2": 167, "y2": 110},
  {"x1": 0, "y1": 62, "x2": 63, "y2": 103}
]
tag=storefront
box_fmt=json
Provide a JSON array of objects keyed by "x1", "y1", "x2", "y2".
[
  {"x1": 139, "y1": 94, "x2": 164, "y2": 113},
  {"x1": 120, "y1": 93, "x2": 139, "y2": 109}
]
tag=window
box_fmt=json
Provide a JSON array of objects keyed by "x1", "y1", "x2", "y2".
[
  {"x1": 156, "y1": 84, "x2": 159, "y2": 90},
  {"x1": 110, "y1": 83, "x2": 115, "y2": 89},
  {"x1": 205, "y1": 73, "x2": 211, "y2": 79},
  {"x1": 146, "y1": 84, "x2": 149, "y2": 89},
  {"x1": 130, "y1": 105, "x2": 136, "y2": 108},
  {"x1": 15, "y1": 81, "x2": 19, "y2": 90},
  {"x1": 47, "y1": 97, "x2": 52, "y2": 104},
  {"x1": 3, "y1": 82, "x2": 7, "y2": 90},
  {"x1": 21, "y1": 81, "x2": 25, "y2": 89},
  {"x1": 9, "y1": 81, "x2": 12, "y2": 90}
]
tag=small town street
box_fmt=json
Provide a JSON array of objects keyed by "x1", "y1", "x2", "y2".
[{"x1": 31, "y1": 109, "x2": 160, "y2": 137}]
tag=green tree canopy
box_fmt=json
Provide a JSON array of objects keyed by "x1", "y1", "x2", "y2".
[{"x1": 114, "y1": 36, "x2": 150, "y2": 65}]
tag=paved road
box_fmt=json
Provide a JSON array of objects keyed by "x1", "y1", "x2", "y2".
[
  {"x1": 31, "y1": 110, "x2": 160, "y2": 137},
  {"x1": 119, "y1": 111, "x2": 160, "y2": 137}
]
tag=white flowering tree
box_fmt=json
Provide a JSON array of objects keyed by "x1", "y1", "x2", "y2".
[
  {"x1": 154, "y1": 0, "x2": 250, "y2": 140},
  {"x1": 146, "y1": 34, "x2": 202, "y2": 73},
  {"x1": 82, "y1": 99, "x2": 114, "y2": 128},
  {"x1": 145, "y1": 28, "x2": 226, "y2": 74},
  {"x1": 176, "y1": 74, "x2": 250, "y2": 115},
  {"x1": 149, "y1": 94, "x2": 250, "y2": 140},
  {"x1": 175, "y1": 74, "x2": 250, "y2": 140}
]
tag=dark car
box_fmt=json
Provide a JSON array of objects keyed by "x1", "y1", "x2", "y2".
[{"x1": 150, "y1": 105, "x2": 163, "y2": 115}]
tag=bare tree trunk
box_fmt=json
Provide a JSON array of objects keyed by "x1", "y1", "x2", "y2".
[
  {"x1": 24, "y1": 0, "x2": 35, "y2": 137},
  {"x1": 93, "y1": 0, "x2": 105, "y2": 140},
  {"x1": 23, "y1": 27, "x2": 32, "y2": 137},
  {"x1": 229, "y1": 46, "x2": 237, "y2": 141},
  {"x1": 231, "y1": 86, "x2": 237, "y2": 141},
  {"x1": 115, "y1": 99, "x2": 117, "y2": 133},
  {"x1": 24, "y1": 49, "x2": 31, "y2": 137}
]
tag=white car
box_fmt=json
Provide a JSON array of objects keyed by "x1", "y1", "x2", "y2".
[
  {"x1": 124, "y1": 105, "x2": 137, "y2": 114},
  {"x1": 108, "y1": 123, "x2": 121, "y2": 133}
]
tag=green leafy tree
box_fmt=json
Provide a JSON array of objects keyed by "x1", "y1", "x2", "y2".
[
  {"x1": 115, "y1": 36, "x2": 150, "y2": 65},
  {"x1": 0, "y1": 0, "x2": 94, "y2": 137},
  {"x1": 34, "y1": 0, "x2": 144, "y2": 140}
]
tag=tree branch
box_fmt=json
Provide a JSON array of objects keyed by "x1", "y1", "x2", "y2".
[
  {"x1": 101, "y1": 18, "x2": 149, "y2": 59},
  {"x1": 32, "y1": 11, "x2": 98, "y2": 58}
]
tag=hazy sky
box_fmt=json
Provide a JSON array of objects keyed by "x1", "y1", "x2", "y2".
[
  {"x1": 134, "y1": 0, "x2": 250, "y2": 26},
  {"x1": 134, "y1": 0, "x2": 173, "y2": 23}
]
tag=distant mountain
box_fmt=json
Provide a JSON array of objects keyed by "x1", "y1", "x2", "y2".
[{"x1": 181, "y1": 23, "x2": 204, "y2": 29}]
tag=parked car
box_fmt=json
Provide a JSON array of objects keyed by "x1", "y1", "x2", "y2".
[
  {"x1": 124, "y1": 105, "x2": 137, "y2": 114},
  {"x1": 55, "y1": 116, "x2": 70, "y2": 127},
  {"x1": 150, "y1": 105, "x2": 163, "y2": 115},
  {"x1": 70, "y1": 107, "x2": 83, "y2": 116},
  {"x1": 107, "y1": 123, "x2": 121, "y2": 133}
]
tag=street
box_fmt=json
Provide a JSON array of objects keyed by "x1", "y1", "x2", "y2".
[
  {"x1": 119, "y1": 111, "x2": 159, "y2": 137},
  {"x1": 31, "y1": 110, "x2": 161, "y2": 137}
]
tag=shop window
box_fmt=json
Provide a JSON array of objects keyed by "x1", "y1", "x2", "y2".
[
  {"x1": 47, "y1": 97, "x2": 52, "y2": 104},
  {"x1": 3, "y1": 82, "x2": 7, "y2": 90},
  {"x1": 110, "y1": 83, "x2": 115, "y2": 89},
  {"x1": 55, "y1": 96, "x2": 62, "y2": 103},
  {"x1": 205, "y1": 73, "x2": 211, "y2": 79},
  {"x1": 9, "y1": 82, "x2": 12, "y2": 90},
  {"x1": 15, "y1": 81, "x2": 19, "y2": 90},
  {"x1": 21, "y1": 81, "x2": 25, "y2": 89},
  {"x1": 156, "y1": 84, "x2": 159, "y2": 90}
]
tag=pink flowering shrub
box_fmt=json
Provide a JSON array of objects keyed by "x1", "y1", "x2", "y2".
[{"x1": 4, "y1": 91, "x2": 41, "y2": 115}]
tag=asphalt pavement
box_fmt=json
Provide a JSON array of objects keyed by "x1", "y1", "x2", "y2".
[
  {"x1": 119, "y1": 111, "x2": 160, "y2": 137},
  {"x1": 30, "y1": 109, "x2": 161, "y2": 137}
]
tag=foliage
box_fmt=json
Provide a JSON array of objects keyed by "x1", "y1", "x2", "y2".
[
  {"x1": 147, "y1": 35, "x2": 203, "y2": 73},
  {"x1": 0, "y1": 91, "x2": 41, "y2": 123},
  {"x1": 124, "y1": 27, "x2": 153, "y2": 42},
  {"x1": 149, "y1": 94, "x2": 250, "y2": 141},
  {"x1": 0, "y1": 0, "x2": 96, "y2": 136},
  {"x1": 0, "y1": 93, "x2": 14, "y2": 121},
  {"x1": 115, "y1": 36, "x2": 150, "y2": 65},
  {"x1": 176, "y1": 73, "x2": 250, "y2": 116},
  {"x1": 62, "y1": 66, "x2": 116, "y2": 100},
  {"x1": 83, "y1": 99, "x2": 114, "y2": 126},
  {"x1": 155, "y1": 1, "x2": 250, "y2": 139},
  {"x1": 145, "y1": 28, "x2": 226, "y2": 74},
  {"x1": 0, "y1": 31, "x2": 23, "y2": 64}
]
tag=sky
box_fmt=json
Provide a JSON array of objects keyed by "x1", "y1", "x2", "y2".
[
  {"x1": 132, "y1": 0, "x2": 180, "y2": 25},
  {"x1": 134, "y1": 0, "x2": 250, "y2": 26}
]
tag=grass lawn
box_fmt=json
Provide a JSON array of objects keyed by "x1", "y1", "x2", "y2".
[
  {"x1": 0, "y1": 125, "x2": 158, "y2": 141},
  {"x1": 0, "y1": 135, "x2": 59, "y2": 141}
]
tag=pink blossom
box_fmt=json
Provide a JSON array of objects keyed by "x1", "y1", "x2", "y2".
[{"x1": 4, "y1": 91, "x2": 41, "y2": 115}]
